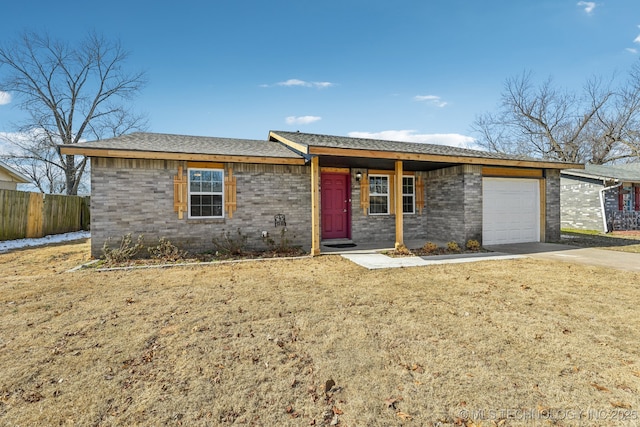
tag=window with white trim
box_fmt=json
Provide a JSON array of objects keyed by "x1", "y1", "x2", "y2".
[
  {"x1": 188, "y1": 168, "x2": 224, "y2": 218},
  {"x1": 622, "y1": 185, "x2": 635, "y2": 212},
  {"x1": 624, "y1": 189, "x2": 631, "y2": 212},
  {"x1": 402, "y1": 176, "x2": 415, "y2": 214},
  {"x1": 369, "y1": 175, "x2": 389, "y2": 214}
]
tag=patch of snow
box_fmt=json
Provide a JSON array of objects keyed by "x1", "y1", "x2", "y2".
[{"x1": 0, "y1": 231, "x2": 90, "y2": 253}]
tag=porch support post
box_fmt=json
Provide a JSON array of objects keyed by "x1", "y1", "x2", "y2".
[
  {"x1": 310, "y1": 156, "x2": 321, "y2": 256},
  {"x1": 394, "y1": 160, "x2": 404, "y2": 249},
  {"x1": 539, "y1": 177, "x2": 546, "y2": 242}
]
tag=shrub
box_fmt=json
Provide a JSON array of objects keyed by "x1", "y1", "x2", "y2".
[
  {"x1": 102, "y1": 234, "x2": 144, "y2": 264},
  {"x1": 147, "y1": 237, "x2": 188, "y2": 262},
  {"x1": 446, "y1": 241, "x2": 461, "y2": 253},
  {"x1": 394, "y1": 244, "x2": 412, "y2": 256},
  {"x1": 264, "y1": 228, "x2": 300, "y2": 254},
  {"x1": 422, "y1": 242, "x2": 438, "y2": 254},
  {"x1": 212, "y1": 228, "x2": 248, "y2": 255},
  {"x1": 466, "y1": 239, "x2": 481, "y2": 251}
]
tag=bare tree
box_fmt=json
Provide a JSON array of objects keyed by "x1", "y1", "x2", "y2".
[
  {"x1": 0, "y1": 31, "x2": 147, "y2": 194},
  {"x1": 473, "y1": 67, "x2": 640, "y2": 164},
  {"x1": 14, "y1": 130, "x2": 66, "y2": 193}
]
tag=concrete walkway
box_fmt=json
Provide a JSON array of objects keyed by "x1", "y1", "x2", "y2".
[
  {"x1": 342, "y1": 251, "x2": 525, "y2": 270},
  {"x1": 341, "y1": 242, "x2": 640, "y2": 272}
]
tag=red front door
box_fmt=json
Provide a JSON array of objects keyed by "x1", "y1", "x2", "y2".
[{"x1": 321, "y1": 173, "x2": 350, "y2": 239}]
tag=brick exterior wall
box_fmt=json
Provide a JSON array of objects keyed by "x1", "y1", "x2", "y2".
[
  {"x1": 544, "y1": 169, "x2": 561, "y2": 241},
  {"x1": 560, "y1": 175, "x2": 605, "y2": 232},
  {"x1": 560, "y1": 175, "x2": 640, "y2": 232},
  {"x1": 604, "y1": 186, "x2": 640, "y2": 231},
  {"x1": 349, "y1": 170, "x2": 428, "y2": 244},
  {"x1": 90, "y1": 158, "x2": 311, "y2": 257},
  {"x1": 463, "y1": 166, "x2": 484, "y2": 244},
  {"x1": 90, "y1": 157, "x2": 561, "y2": 256},
  {"x1": 425, "y1": 165, "x2": 483, "y2": 245},
  {"x1": 603, "y1": 188, "x2": 620, "y2": 226}
]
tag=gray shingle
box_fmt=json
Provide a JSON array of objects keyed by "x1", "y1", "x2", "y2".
[
  {"x1": 66, "y1": 132, "x2": 303, "y2": 159},
  {"x1": 270, "y1": 130, "x2": 570, "y2": 163}
]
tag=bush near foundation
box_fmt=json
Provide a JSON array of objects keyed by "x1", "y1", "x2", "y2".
[
  {"x1": 212, "y1": 228, "x2": 249, "y2": 255},
  {"x1": 422, "y1": 242, "x2": 439, "y2": 254},
  {"x1": 466, "y1": 239, "x2": 481, "y2": 251},
  {"x1": 101, "y1": 234, "x2": 145, "y2": 265},
  {"x1": 389, "y1": 239, "x2": 486, "y2": 257},
  {"x1": 147, "y1": 237, "x2": 188, "y2": 262},
  {"x1": 446, "y1": 241, "x2": 461, "y2": 253}
]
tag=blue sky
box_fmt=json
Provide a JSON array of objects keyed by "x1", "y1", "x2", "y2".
[{"x1": 1, "y1": 0, "x2": 640, "y2": 147}]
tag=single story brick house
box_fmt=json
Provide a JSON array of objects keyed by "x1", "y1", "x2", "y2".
[
  {"x1": 561, "y1": 163, "x2": 640, "y2": 232},
  {"x1": 59, "y1": 131, "x2": 581, "y2": 257}
]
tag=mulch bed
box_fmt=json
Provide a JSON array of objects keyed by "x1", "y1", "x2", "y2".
[
  {"x1": 92, "y1": 247, "x2": 308, "y2": 269},
  {"x1": 383, "y1": 247, "x2": 488, "y2": 257}
]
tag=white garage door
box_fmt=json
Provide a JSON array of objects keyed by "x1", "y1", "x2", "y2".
[{"x1": 482, "y1": 178, "x2": 540, "y2": 245}]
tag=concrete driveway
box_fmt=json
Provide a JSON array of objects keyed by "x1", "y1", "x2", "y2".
[{"x1": 485, "y1": 242, "x2": 640, "y2": 272}]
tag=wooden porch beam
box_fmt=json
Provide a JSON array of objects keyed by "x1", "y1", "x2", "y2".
[
  {"x1": 539, "y1": 178, "x2": 546, "y2": 242},
  {"x1": 307, "y1": 146, "x2": 582, "y2": 169},
  {"x1": 268, "y1": 131, "x2": 310, "y2": 155},
  {"x1": 310, "y1": 156, "x2": 321, "y2": 256},
  {"x1": 395, "y1": 160, "x2": 404, "y2": 249},
  {"x1": 58, "y1": 146, "x2": 306, "y2": 165}
]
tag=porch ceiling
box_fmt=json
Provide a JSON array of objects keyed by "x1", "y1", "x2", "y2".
[{"x1": 318, "y1": 155, "x2": 456, "y2": 172}]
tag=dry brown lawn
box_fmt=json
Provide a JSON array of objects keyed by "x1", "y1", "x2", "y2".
[{"x1": 2, "y1": 239, "x2": 640, "y2": 426}]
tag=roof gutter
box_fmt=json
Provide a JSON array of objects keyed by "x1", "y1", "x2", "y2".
[
  {"x1": 562, "y1": 169, "x2": 616, "y2": 182},
  {"x1": 599, "y1": 179, "x2": 621, "y2": 233}
]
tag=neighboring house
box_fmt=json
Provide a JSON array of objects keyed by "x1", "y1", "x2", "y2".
[
  {"x1": 59, "y1": 131, "x2": 581, "y2": 257},
  {"x1": 561, "y1": 163, "x2": 640, "y2": 232},
  {"x1": 0, "y1": 161, "x2": 30, "y2": 190}
]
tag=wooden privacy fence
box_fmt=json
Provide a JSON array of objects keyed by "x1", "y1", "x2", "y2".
[{"x1": 0, "y1": 190, "x2": 90, "y2": 241}]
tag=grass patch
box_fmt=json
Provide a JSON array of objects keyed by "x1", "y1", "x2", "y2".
[
  {"x1": 1, "y1": 240, "x2": 640, "y2": 425},
  {"x1": 561, "y1": 229, "x2": 640, "y2": 253},
  {"x1": 561, "y1": 227, "x2": 603, "y2": 235}
]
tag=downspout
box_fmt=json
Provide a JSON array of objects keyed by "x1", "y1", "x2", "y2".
[{"x1": 599, "y1": 180, "x2": 621, "y2": 233}]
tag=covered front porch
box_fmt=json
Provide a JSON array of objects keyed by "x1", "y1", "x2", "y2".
[
  {"x1": 310, "y1": 157, "x2": 430, "y2": 255},
  {"x1": 304, "y1": 151, "x2": 482, "y2": 256}
]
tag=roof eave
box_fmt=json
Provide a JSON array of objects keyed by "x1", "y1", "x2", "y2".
[
  {"x1": 58, "y1": 145, "x2": 306, "y2": 166},
  {"x1": 305, "y1": 146, "x2": 582, "y2": 169},
  {"x1": 269, "y1": 131, "x2": 310, "y2": 155},
  {"x1": 561, "y1": 169, "x2": 631, "y2": 183},
  {"x1": 7, "y1": 171, "x2": 31, "y2": 183},
  {"x1": 0, "y1": 161, "x2": 30, "y2": 183}
]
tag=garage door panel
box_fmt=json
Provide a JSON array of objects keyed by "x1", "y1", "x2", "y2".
[{"x1": 483, "y1": 178, "x2": 540, "y2": 245}]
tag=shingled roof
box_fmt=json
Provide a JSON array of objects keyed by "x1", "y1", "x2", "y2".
[
  {"x1": 269, "y1": 130, "x2": 570, "y2": 164},
  {"x1": 60, "y1": 130, "x2": 584, "y2": 170},
  {"x1": 60, "y1": 132, "x2": 304, "y2": 160},
  {"x1": 563, "y1": 163, "x2": 640, "y2": 182}
]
